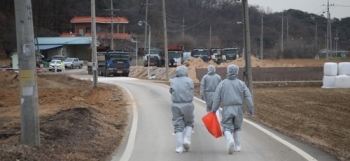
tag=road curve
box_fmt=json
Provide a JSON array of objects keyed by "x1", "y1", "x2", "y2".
[{"x1": 92, "y1": 77, "x2": 337, "y2": 161}]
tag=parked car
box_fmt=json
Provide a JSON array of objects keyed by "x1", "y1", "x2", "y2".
[
  {"x1": 64, "y1": 58, "x2": 84, "y2": 69},
  {"x1": 49, "y1": 60, "x2": 63, "y2": 71}
]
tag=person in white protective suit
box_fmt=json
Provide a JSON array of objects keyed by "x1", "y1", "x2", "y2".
[
  {"x1": 169, "y1": 65, "x2": 195, "y2": 153},
  {"x1": 211, "y1": 64, "x2": 254, "y2": 154},
  {"x1": 200, "y1": 65, "x2": 222, "y2": 112}
]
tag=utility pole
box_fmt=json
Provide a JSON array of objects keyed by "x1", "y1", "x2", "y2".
[
  {"x1": 242, "y1": 0, "x2": 253, "y2": 99},
  {"x1": 330, "y1": 16, "x2": 333, "y2": 59},
  {"x1": 325, "y1": 32, "x2": 327, "y2": 50},
  {"x1": 131, "y1": 35, "x2": 138, "y2": 67},
  {"x1": 287, "y1": 16, "x2": 289, "y2": 49},
  {"x1": 260, "y1": 12, "x2": 263, "y2": 60},
  {"x1": 324, "y1": 0, "x2": 334, "y2": 59},
  {"x1": 91, "y1": 0, "x2": 98, "y2": 88},
  {"x1": 181, "y1": 17, "x2": 185, "y2": 41},
  {"x1": 15, "y1": 0, "x2": 40, "y2": 146},
  {"x1": 104, "y1": 1, "x2": 121, "y2": 50},
  {"x1": 311, "y1": 16, "x2": 318, "y2": 50},
  {"x1": 162, "y1": 0, "x2": 169, "y2": 80},
  {"x1": 209, "y1": 26, "x2": 212, "y2": 49},
  {"x1": 241, "y1": 1, "x2": 246, "y2": 61},
  {"x1": 335, "y1": 29, "x2": 338, "y2": 55},
  {"x1": 327, "y1": 6, "x2": 330, "y2": 59},
  {"x1": 110, "y1": 0, "x2": 114, "y2": 50},
  {"x1": 315, "y1": 23, "x2": 318, "y2": 48},
  {"x1": 144, "y1": 0, "x2": 149, "y2": 51},
  {"x1": 281, "y1": 11, "x2": 284, "y2": 58}
]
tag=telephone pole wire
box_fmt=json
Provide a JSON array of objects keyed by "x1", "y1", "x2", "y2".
[{"x1": 15, "y1": 0, "x2": 40, "y2": 146}]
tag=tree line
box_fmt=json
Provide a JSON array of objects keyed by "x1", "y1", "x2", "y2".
[{"x1": 1, "y1": 0, "x2": 349, "y2": 58}]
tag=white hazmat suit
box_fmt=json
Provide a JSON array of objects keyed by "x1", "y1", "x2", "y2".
[
  {"x1": 170, "y1": 66, "x2": 195, "y2": 153},
  {"x1": 200, "y1": 65, "x2": 222, "y2": 112},
  {"x1": 211, "y1": 64, "x2": 254, "y2": 154}
]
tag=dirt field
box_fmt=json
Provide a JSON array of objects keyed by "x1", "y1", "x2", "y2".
[
  {"x1": 252, "y1": 83, "x2": 350, "y2": 161},
  {"x1": 0, "y1": 71, "x2": 128, "y2": 160},
  {"x1": 130, "y1": 56, "x2": 349, "y2": 83}
]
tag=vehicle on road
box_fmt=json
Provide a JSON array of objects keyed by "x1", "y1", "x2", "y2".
[
  {"x1": 96, "y1": 50, "x2": 132, "y2": 77},
  {"x1": 64, "y1": 58, "x2": 84, "y2": 69},
  {"x1": 168, "y1": 45, "x2": 183, "y2": 67},
  {"x1": 48, "y1": 59, "x2": 63, "y2": 71}
]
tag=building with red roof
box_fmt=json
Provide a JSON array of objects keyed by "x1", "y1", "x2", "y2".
[{"x1": 60, "y1": 16, "x2": 132, "y2": 50}]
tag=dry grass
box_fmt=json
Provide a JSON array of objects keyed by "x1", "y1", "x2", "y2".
[
  {"x1": 252, "y1": 86, "x2": 350, "y2": 161},
  {"x1": 0, "y1": 72, "x2": 128, "y2": 160}
]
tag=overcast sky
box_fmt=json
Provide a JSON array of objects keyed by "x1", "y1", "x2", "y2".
[{"x1": 247, "y1": 0, "x2": 350, "y2": 19}]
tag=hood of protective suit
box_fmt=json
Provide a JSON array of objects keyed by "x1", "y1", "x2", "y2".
[
  {"x1": 227, "y1": 64, "x2": 239, "y2": 80},
  {"x1": 175, "y1": 65, "x2": 188, "y2": 77},
  {"x1": 207, "y1": 65, "x2": 216, "y2": 75}
]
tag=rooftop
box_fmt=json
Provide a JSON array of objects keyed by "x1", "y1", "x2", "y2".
[
  {"x1": 70, "y1": 16, "x2": 129, "y2": 24},
  {"x1": 35, "y1": 37, "x2": 92, "y2": 45},
  {"x1": 60, "y1": 33, "x2": 131, "y2": 40}
]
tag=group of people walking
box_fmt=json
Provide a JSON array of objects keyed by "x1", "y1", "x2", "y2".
[{"x1": 169, "y1": 64, "x2": 254, "y2": 154}]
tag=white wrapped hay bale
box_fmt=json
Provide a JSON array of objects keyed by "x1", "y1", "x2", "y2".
[
  {"x1": 323, "y1": 62, "x2": 338, "y2": 76},
  {"x1": 322, "y1": 76, "x2": 336, "y2": 88},
  {"x1": 338, "y1": 62, "x2": 350, "y2": 76},
  {"x1": 335, "y1": 75, "x2": 350, "y2": 88}
]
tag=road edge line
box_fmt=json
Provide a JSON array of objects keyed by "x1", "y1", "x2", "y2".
[
  {"x1": 243, "y1": 119, "x2": 317, "y2": 161},
  {"x1": 115, "y1": 85, "x2": 138, "y2": 161}
]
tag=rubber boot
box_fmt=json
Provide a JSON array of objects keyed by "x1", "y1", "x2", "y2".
[
  {"x1": 175, "y1": 132, "x2": 184, "y2": 153},
  {"x1": 224, "y1": 131, "x2": 235, "y2": 154},
  {"x1": 183, "y1": 126, "x2": 192, "y2": 152},
  {"x1": 234, "y1": 131, "x2": 241, "y2": 152}
]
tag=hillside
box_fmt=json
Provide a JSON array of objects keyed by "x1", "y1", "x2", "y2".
[{"x1": 0, "y1": 0, "x2": 349, "y2": 59}]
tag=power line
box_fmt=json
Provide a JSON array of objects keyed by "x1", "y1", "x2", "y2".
[
  {"x1": 170, "y1": 1, "x2": 236, "y2": 33},
  {"x1": 334, "y1": 4, "x2": 350, "y2": 7},
  {"x1": 310, "y1": 5, "x2": 323, "y2": 13}
]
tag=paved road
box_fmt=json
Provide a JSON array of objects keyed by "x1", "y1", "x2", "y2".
[{"x1": 74, "y1": 76, "x2": 337, "y2": 161}]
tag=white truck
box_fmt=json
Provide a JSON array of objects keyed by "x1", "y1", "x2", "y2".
[
  {"x1": 222, "y1": 47, "x2": 240, "y2": 60},
  {"x1": 143, "y1": 49, "x2": 162, "y2": 67},
  {"x1": 168, "y1": 45, "x2": 183, "y2": 67},
  {"x1": 64, "y1": 58, "x2": 84, "y2": 69}
]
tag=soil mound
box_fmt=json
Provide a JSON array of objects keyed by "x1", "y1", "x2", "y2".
[{"x1": 0, "y1": 74, "x2": 127, "y2": 160}]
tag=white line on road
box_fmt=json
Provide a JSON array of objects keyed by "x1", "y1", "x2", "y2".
[
  {"x1": 112, "y1": 85, "x2": 139, "y2": 161},
  {"x1": 193, "y1": 97, "x2": 317, "y2": 161},
  {"x1": 243, "y1": 119, "x2": 317, "y2": 161}
]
